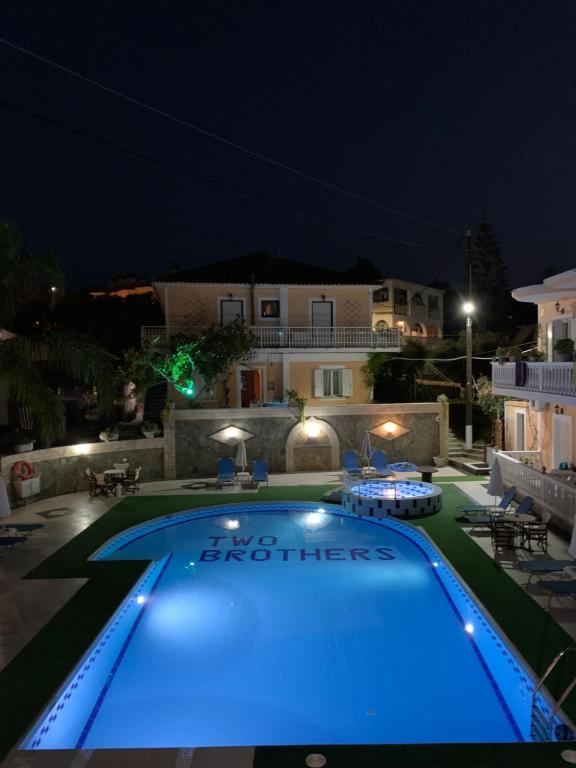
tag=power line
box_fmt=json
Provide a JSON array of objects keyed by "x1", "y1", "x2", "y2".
[
  {"x1": 0, "y1": 36, "x2": 462, "y2": 236},
  {"x1": 0, "y1": 98, "x2": 421, "y2": 247}
]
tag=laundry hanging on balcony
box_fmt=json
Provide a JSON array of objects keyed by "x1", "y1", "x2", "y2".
[{"x1": 515, "y1": 361, "x2": 527, "y2": 386}]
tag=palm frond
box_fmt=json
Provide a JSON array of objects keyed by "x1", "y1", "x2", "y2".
[
  {"x1": 0, "y1": 344, "x2": 65, "y2": 444},
  {"x1": 0, "y1": 218, "x2": 64, "y2": 328},
  {"x1": 16, "y1": 332, "x2": 119, "y2": 412}
]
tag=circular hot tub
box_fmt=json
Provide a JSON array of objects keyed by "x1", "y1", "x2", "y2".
[{"x1": 342, "y1": 480, "x2": 442, "y2": 519}]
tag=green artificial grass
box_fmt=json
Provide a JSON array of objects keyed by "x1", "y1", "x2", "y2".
[{"x1": 1, "y1": 481, "x2": 575, "y2": 767}]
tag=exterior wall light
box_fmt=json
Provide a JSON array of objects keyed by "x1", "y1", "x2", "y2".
[
  {"x1": 74, "y1": 444, "x2": 90, "y2": 455},
  {"x1": 224, "y1": 426, "x2": 241, "y2": 442},
  {"x1": 305, "y1": 417, "x2": 322, "y2": 438}
]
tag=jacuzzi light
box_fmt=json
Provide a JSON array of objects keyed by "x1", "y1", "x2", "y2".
[
  {"x1": 306, "y1": 512, "x2": 324, "y2": 526},
  {"x1": 225, "y1": 519, "x2": 240, "y2": 530},
  {"x1": 465, "y1": 622, "x2": 474, "y2": 634},
  {"x1": 136, "y1": 596, "x2": 145, "y2": 605},
  {"x1": 432, "y1": 561, "x2": 439, "y2": 568}
]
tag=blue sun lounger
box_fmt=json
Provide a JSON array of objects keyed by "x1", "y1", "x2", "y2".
[
  {"x1": 536, "y1": 579, "x2": 576, "y2": 608},
  {"x1": 454, "y1": 486, "x2": 517, "y2": 514},
  {"x1": 518, "y1": 559, "x2": 576, "y2": 584}
]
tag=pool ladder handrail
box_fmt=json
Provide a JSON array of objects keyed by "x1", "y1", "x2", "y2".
[{"x1": 531, "y1": 647, "x2": 576, "y2": 733}]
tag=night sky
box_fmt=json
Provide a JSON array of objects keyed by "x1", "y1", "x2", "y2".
[{"x1": 1, "y1": 1, "x2": 575, "y2": 288}]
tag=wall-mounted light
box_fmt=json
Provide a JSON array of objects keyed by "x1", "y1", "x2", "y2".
[
  {"x1": 555, "y1": 404, "x2": 560, "y2": 415},
  {"x1": 305, "y1": 416, "x2": 322, "y2": 439},
  {"x1": 321, "y1": 294, "x2": 326, "y2": 301},
  {"x1": 228, "y1": 293, "x2": 233, "y2": 299},
  {"x1": 224, "y1": 426, "x2": 240, "y2": 442},
  {"x1": 73, "y1": 443, "x2": 90, "y2": 455}
]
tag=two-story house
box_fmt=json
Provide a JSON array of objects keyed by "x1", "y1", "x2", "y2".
[
  {"x1": 372, "y1": 278, "x2": 444, "y2": 338},
  {"x1": 491, "y1": 268, "x2": 576, "y2": 470},
  {"x1": 143, "y1": 253, "x2": 400, "y2": 408}
]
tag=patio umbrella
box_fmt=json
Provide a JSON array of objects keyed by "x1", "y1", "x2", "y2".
[
  {"x1": 486, "y1": 455, "x2": 505, "y2": 506},
  {"x1": 0, "y1": 478, "x2": 10, "y2": 518},
  {"x1": 235, "y1": 439, "x2": 248, "y2": 473},
  {"x1": 360, "y1": 431, "x2": 373, "y2": 466}
]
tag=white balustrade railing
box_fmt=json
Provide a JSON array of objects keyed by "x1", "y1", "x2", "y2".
[
  {"x1": 496, "y1": 452, "x2": 576, "y2": 531},
  {"x1": 141, "y1": 324, "x2": 401, "y2": 350},
  {"x1": 491, "y1": 361, "x2": 576, "y2": 400}
]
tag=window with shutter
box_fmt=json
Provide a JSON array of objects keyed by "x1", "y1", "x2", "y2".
[
  {"x1": 341, "y1": 369, "x2": 353, "y2": 396},
  {"x1": 313, "y1": 369, "x2": 324, "y2": 397},
  {"x1": 313, "y1": 368, "x2": 353, "y2": 397}
]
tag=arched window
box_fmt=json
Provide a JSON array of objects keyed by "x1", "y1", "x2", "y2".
[
  {"x1": 413, "y1": 322, "x2": 424, "y2": 336},
  {"x1": 411, "y1": 292, "x2": 424, "y2": 307},
  {"x1": 428, "y1": 325, "x2": 439, "y2": 338},
  {"x1": 375, "y1": 320, "x2": 388, "y2": 331}
]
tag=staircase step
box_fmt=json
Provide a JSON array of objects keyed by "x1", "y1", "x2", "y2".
[{"x1": 448, "y1": 456, "x2": 490, "y2": 475}]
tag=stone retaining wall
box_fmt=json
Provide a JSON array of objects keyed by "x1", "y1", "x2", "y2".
[
  {"x1": 0, "y1": 438, "x2": 164, "y2": 502},
  {"x1": 167, "y1": 402, "x2": 445, "y2": 479}
]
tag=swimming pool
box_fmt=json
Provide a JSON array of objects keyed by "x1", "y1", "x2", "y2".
[{"x1": 23, "y1": 502, "x2": 570, "y2": 749}]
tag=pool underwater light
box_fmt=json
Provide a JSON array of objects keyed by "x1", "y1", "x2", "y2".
[
  {"x1": 465, "y1": 623, "x2": 474, "y2": 634},
  {"x1": 136, "y1": 596, "x2": 145, "y2": 605}
]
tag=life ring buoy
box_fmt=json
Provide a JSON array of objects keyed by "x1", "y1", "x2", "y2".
[{"x1": 12, "y1": 460, "x2": 34, "y2": 480}]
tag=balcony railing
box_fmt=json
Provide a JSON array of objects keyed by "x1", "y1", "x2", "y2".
[
  {"x1": 491, "y1": 361, "x2": 576, "y2": 404},
  {"x1": 141, "y1": 324, "x2": 401, "y2": 350},
  {"x1": 496, "y1": 452, "x2": 576, "y2": 531}
]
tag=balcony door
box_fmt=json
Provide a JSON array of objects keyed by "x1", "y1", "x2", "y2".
[
  {"x1": 311, "y1": 300, "x2": 333, "y2": 328},
  {"x1": 552, "y1": 414, "x2": 572, "y2": 469},
  {"x1": 220, "y1": 299, "x2": 243, "y2": 324}
]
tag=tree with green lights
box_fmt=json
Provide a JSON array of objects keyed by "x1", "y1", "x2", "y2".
[{"x1": 128, "y1": 318, "x2": 257, "y2": 406}]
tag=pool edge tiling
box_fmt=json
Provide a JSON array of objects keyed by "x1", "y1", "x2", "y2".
[{"x1": 21, "y1": 502, "x2": 570, "y2": 750}]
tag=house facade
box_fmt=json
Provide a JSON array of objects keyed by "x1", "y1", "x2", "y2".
[
  {"x1": 372, "y1": 278, "x2": 444, "y2": 338},
  {"x1": 143, "y1": 254, "x2": 401, "y2": 409},
  {"x1": 491, "y1": 268, "x2": 576, "y2": 470}
]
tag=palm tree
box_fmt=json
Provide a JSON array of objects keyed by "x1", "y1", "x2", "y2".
[{"x1": 0, "y1": 218, "x2": 117, "y2": 444}]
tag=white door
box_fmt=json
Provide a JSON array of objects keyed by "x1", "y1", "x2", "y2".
[
  {"x1": 220, "y1": 300, "x2": 243, "y2": 324},
  {"x1": 553, "y1": 414, "x2": 572, "y2": 469},
  {"x1": 515, "y1": 410, "x2": 526, "y2": 451},
  {"x1": 311, "y1": 301, "x2": 333, "y2": 328}
]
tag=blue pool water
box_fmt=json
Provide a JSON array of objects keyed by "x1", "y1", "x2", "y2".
[{"x1": 23, "y1": 503, "x2": 565, "y2": 749}]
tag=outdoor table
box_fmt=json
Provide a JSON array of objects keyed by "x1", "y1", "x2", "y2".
[
  {"x1": 104, "y1": 468, "x2": 127, "y2": 479},
  {"x1": 236, "y1": 471, "x2": 250, "y2": 484},
  {"x1": 490, "y1": 511, "x2": 536, "y2": 523},
  {"x1": 416, "y1": 465, "x2": 438, "y2": 483},
  {"x1": 361, "y1": 466, "x2": 377, "y2": 478}
]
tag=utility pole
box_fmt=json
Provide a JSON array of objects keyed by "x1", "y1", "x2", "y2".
[{"x1": 464, "y1": 230, "x2": 474, "y2": 450}]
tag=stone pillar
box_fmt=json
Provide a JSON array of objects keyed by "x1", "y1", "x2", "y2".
[
  {"x1": 437, "y1": 395, "x2": 450, "y2": 461},
  {"x1": 163, "y1": 407, "x2": 176, "y2": 480}
]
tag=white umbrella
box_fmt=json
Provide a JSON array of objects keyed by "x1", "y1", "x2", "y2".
[
  {"x1": 486, "y1": 456, "x2": 505, "y2": 506},
  {"x1": 0, "y1": 478, "x2": 11, "y2": 518},
  {"x1": 235, "y1": 440, "x2": 247, "y2": 472},
  {"x1": 360, "y1": 431, "x2": 373, "y2": 466}
]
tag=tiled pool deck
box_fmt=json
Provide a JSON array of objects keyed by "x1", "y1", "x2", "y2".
[{"x1": 1, "y1": 467, "x2": 575, "y2": 768}]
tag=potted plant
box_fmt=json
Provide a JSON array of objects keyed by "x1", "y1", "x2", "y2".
[
  {"x1": 527, "y1": 349, "x2": 545, "y2": 362},
  {"x1": 286, "y1": 388, "x2": 307, "y2": 423},
  {"x1": 99, "y1": 426, "x2": 119, "y2": 442},
  {"x1": 554, "y1": 338, "x2": 575, "y2": 362},
  {"x1": 141, "y1": 420, "x2": 159, "y2": 438},
  {"x1": 495, "y1": 347, "x2": 507, "y2": 364},
  {"x1": 13, "y1": 430, "x2": 35, "y2": 452},
  {"x1": 506, "y1": 346, "x2": 522, "y2": 362}
]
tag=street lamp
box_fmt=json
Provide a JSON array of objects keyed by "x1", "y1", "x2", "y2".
[{"x1": 463, "y1": 300, "x2": 475, "y2": 450}]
